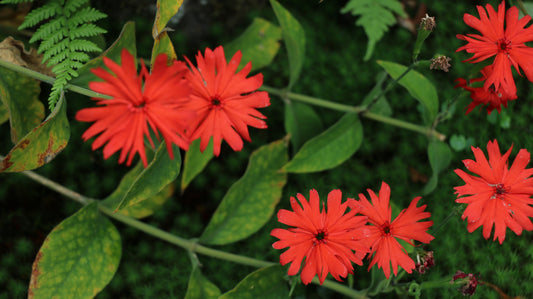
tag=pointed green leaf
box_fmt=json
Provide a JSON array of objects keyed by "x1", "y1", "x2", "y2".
[
  {"x1": 152, "y1": 0, "x2": 183, "y2": 38},
  {"x1": 377, "y1": 60, "x2": 438, "y2": 124},
  {"x1": 282, "y1": 113, "x2": 363, "y2": 173},
  {"x1": 219, "y1": 265, "x2": 288, "y2": 299},
  {"x1": 270, "y1": 0, "x2": 305, "y2": 90},
  {"x1": 284, "y1": 102, "x2": 324, "y2": 151},
  {"x1": 1, "y1": 95, "x2": 69, "y2": 172},
  {"x1": 0, "y1": 101, "x2": 8, "y2": 125},
  {"x1": 224, "y1": 17, "x2": 282, "y2": 72},
  {"x1": 181, "y1": 138, "x2": 214, "y2": 192},
  {"x1": 71, "y1": 21, "x2": 137, "y2": 89},
  {"x1": 151, "y1": 31, "x2": 177, "y2": 67},
  {"x1": 115, "y1": 141, "x2": 181, "y2": 211},
  {"x1": 0, "y1": 67, "x2": 44, "y2": 144},
  {"x1": 102, "y1": 161, "x2": 174, "y2": 219},
  {"x1": 184, "y1": 266, "x2": 221, "y2": 299},
  {"x1": 200, "y1": 139, "x2": 288, "y2": 245},
  {"x1": 28, "y1": 202, "x2": 121, "y2": 299},
  {"x1": 423, "y1": 140, "x2": 452, "y2": 195}
]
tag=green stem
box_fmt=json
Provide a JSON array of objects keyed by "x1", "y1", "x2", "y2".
[
  {"x1": 0, "y1": 58, "x2": 107, "y2": 99},
  {"x1": 11, "y1": 166, "x2": 368, "y2": 298},
  {"x1": 261, "y1": 85, "x2": 445, "y2": 141},
  {"x1": 420, "y1": 277, "x2": 454, "y2": 289}
]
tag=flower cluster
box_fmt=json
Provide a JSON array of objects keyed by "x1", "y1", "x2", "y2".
[
  {"x1": 76, "y1": 46, "x2": 270, "y2": 166},
  {"x1": 456, "y1": 1, "x2": 533, "y2": 114},
  {"x1": 271, "y1": 183, "x2": 434, "y2": 284}
]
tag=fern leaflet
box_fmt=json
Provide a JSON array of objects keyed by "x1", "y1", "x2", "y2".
[
  {"x1": 341, "y1": 0, "x2": 407, "y2": 61},
  {"x1": 14, "y1": 0, "x2": 107, "y2": 110}
]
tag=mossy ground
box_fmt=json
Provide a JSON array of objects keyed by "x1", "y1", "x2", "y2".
[{"x1": 1, "y1": 0, "x2": 533, "y2": 298}]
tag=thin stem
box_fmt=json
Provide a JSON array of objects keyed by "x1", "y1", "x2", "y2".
[
  {"x1": 420, "y1": 277, "x2": 454, "y2": 289},
  {"x1": 262, "y1": 85, "x2": 363, "y2": 113},
  {"x1": 13, "y1": 166, "x2": 368, "y2": 298},
  {"x1": 0, "y1": 58, "x2": 108, "y2": 99},
  {"x1": 364, "y1": 63, "x2": 416, "y2": 112},
  {"x1": 261, "y1": 85, "x2": 445, "y2": 141}
]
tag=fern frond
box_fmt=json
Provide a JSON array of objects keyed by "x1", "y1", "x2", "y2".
[
  {"x1": 40, "y1": 39, "x2": 69, "y2": 62},
  {"x1": 68, "y1": 24, "x2": 106, "y2": 39},
  {"x1": 64, "y1": 0, "x2": 87, "y2": 16},
  {"x1": 0, "y1": 0, "x2": 34, "y2": 4},
  {"x1": 30, "y1": 18, "x2": 65, "y2": 43},
  {"x1": 18, "y1": 2, "x2": 62, "y2": 30},
  {"x1": 67, "y1": 52, "x2": 90, "y2": 63},
  {"x1": 39, "y1": 30, "x2": 66, "y2": 52},
  {"x1": 341, "y1": 0, "x2": 406, "y2": 61},
  {"x1": 69, "y1": 39, "x2": 102, "y2": 53},
  {"x1": 69, "y1": 7, "x2": 107, "y2": 27},
  {"x1": 20, "y1": 0, "x2": 107, "y2": 110}
]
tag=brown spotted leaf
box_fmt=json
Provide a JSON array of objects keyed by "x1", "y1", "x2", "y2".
[
  {"x1": 0, "y1": 94, "x2": 69, "y2": 172},
  {"x1": 28, "y1": 202, "x2": 121, "y2": 299},
  {"x1": 0, "y1": 60, "x2": 44, "y2": 144}
]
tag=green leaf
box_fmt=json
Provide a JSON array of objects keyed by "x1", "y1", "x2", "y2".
[
  {"x1": 422, "y1": 140, "x2": 452, "y2": 195},
  {"x1": 219, "y1": 265, "x2": 288, "y2": 299},
  {"x1": 284, "y1": 102, "x2": 324, "y2": 151},
  {"x1": 181, "y1": 138, "x2": 214, "y2": 193},
  {"x1": 270, "y1": 0, "x2": 305, "y2": 90},
  {"x1": 282, "y1": 113, "x2": 363, "y2": 173},
  {"x1": 449, "y1": 134, "x2": 466, "y2": 152},
  {"x1": 71, "y1": 21, "x2": 137, "y2": 89},
  {"x1": 377, "y1": 60, "x2": 438, "y2": 124},
  {"x1": 152, "y1": 0, "x2": 183, "y2": 38},
  {"x1": 115, "y1": 141, "x2": 181, "y2": 211},
  {"x1": 341, "y1": 0, "x2": 406, "y2": 61},
  {"x1": 184, "y1": 266, "x2": 221, "y2": 299},
  {"x1": 200, "y1": 139, "x2": 288, "y2": 245},
  {"x1": 102, "y1": 162, "x2": 174, "y2": 219},
  {"x1": 28, "y1": 202, "x2": 121, "y2": 299},
  {"x1": 151, "y1": 31, "x2": 177, "y2": 67},
  {"x1": 1, "y1": 94, "x2": 69, "y2": 172},
  {"x1": 361, "y1": 72, "x2": 392, "y2": 116},
  {"x1": 0, "y1": 68, "x2": 44, "y2": 144},
  {"x1": 224, "y1": 17, "x2": 282, "y2": 72},
  {"x1": 0, "y1": 101, "x2": 8, "y2": 125}
]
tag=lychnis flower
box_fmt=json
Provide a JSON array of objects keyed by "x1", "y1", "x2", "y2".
[
  {"x1": 455, "y1": 65, "x2": 517, "y2": 114},
  {"x1": 456, "y1": 1, "x2": 533, "y2": 95},
  {"x1": 76, "y1": 49, "x2": 193, "y2": 166},
  {"x1": 184, "y1": 46, "x2": 270, "y2": 156},
  {"x1": 350, "y1": 182, "x2": 434, "y2": 278},
  {"x1": 271, "y1": 189, "x2": 369, "y2": 285},
  {"x1": 454, "y1": 140, "x2": 533, "y2": 244}
]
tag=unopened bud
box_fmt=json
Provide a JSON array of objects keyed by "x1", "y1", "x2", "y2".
[
  {"x1": 451, "y1": 271, "x2": 480, "y2": 296},
  {"x1": 430, "y1": 55, "x2": 452, "y2": 72},
  {"x1": 420, "y1": 14, "x2": 436, "y2": 31}
]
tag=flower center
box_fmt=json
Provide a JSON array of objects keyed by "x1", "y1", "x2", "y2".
[
  {"x1": 380, "y1": 221, "x2": 392, "y2": 236},
  {"x1": 313, "y1": 229, "x2": 328, "y2": 245},
  {"x1": 490, "y1": 183, "x2": 509, "y2": 200},
  {"x1": 497, "y1": 38, "x2": 511, "y2": 53},
  {"x1": 210, "y1": 97, "x2": 223, "y2": 110}
]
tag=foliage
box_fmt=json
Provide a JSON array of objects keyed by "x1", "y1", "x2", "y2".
[
  {"x1": 0, "y1": 0, "x2": 107, "y2": 110},
  {"x1": 341, "y1": 0, "x2": 407, "y2": 61},
  {"x1": 1, "y1": 0, "x2": 533, "y2": 298}
]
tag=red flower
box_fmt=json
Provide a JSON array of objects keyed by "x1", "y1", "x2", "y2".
[
  {"x1": 76, "y1": 49, "x2": 193, "y2": 167},
  {"x1": 350, "y1": 182, "x2": 434, "y2": 279},
  {"x1": 454, "y1": 140, "x2": 533, "y2": 244},
  {"x1": 455, "y1": 65, "x2": 517, "y2": 114},
  {"x1": 184, "y1": 46, "x2": 270, "y2": 156},
  {"x1": 456, "y1": 1, "x2": 533, "y2": 95},
  {"x1": 271, "y1": 189, "x2": 370, "y2": 285}
]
